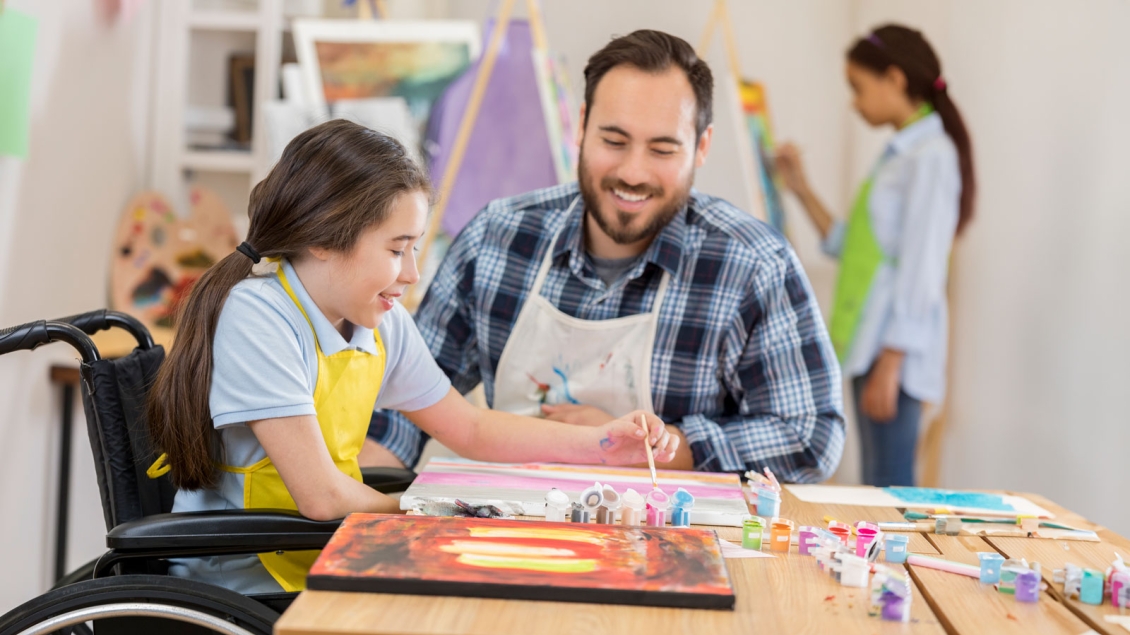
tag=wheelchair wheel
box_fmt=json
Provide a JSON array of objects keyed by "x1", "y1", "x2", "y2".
[{"x1": 0, "y1": 575, "x2": 279, "y2": 635}]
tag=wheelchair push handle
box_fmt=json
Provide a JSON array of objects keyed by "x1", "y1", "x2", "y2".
[
  {"x1": 0, "y1": 319, "x2": 100, "y2": 362},
  {"x1": 54, "y1": 309, "x2": 155, "y2": 349}
]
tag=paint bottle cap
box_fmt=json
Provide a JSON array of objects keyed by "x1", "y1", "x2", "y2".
[
  {"x1": 743, "y1": 515, "x2": 766, "y2": 529},
  {"x1": 759, "y1": 489, "x2": 780, "y2": 503},
  {"x1": 621, "y1": 488, "x2": 645, "y2": 511},
  {"x1": 600, "y1": 485, "x2": 622, "y2": 511},
  {"x1": 579, "y1": 482, "x2": 604, "y2": 511},
  {"x1": 545, "y1": 488, "x2": 569, "y2": 509},
  {"x1": 646, "y1": 489, "x2": 670, "y2": 509},
  {"x1": 671, "y1": 488, "x2": 695, "y2": 510}
]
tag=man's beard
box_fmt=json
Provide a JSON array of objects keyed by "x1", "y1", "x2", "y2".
[{"x1": 577, "y1": 149, "x2": 692, "y2": 246}]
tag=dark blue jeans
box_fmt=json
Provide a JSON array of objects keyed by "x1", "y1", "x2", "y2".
[{"x1": 852, "y1": 374, "x2": 922, "y2": 487}]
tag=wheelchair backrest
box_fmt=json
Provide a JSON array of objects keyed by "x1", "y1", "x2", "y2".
[{"x1": 79, "y1": 345, "x2": 177, "y2": 530}]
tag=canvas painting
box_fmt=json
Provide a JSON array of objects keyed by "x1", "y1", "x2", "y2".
[
  {"x1": 292, "y1": 20, "x2": 479, "y2": 123},
  {"x1": 738, "y1": 80, "x2": 786, "y2": 234},
  {"x1": 400, "y1": 458, "x2": 750, "y2": 527},
  {"x1": 307, "y1": 514, "x2": 735, "y2": 609}
]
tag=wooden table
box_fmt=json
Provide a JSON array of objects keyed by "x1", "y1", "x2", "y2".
[{"x1": 275, "y1": 488, "x2": 1130, "y2": 635}]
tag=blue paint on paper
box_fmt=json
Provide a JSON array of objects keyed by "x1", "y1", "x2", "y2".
[{"x1": 886, "y1": 487, "x2": 1016, "y2": 512}]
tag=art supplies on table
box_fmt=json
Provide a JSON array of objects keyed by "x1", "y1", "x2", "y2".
[
  {"x1": 307, "y1": 513, "x2": 736, "y2": 609},
  {"x1": 786, "y1": 484, "x2": 1054, "y2": 518},
  {"x1": 401, "y1": 458, "x2": 749, "y2": 526}
]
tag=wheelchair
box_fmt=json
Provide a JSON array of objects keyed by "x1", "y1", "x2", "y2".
[{"x1": 0, "y1": 310, "x2": 417, "y2": 635}]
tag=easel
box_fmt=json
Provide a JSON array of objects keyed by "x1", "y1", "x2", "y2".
[
  {"x1": 696, "y1": 0, "x2": 772, "y2": 225},
  {"x1": 407, "y1": 0, "x2": 554, "y2": 309}
]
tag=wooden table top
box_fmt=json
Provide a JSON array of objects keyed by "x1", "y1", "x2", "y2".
[{"x1": 275, "y1": 487, "x2": 1130, "y2": 635}]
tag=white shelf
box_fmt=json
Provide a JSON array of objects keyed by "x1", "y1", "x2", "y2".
[
  {"x1": 188, "y1": 10, "x2": 261, "y2": 31},
  {"x1": 182, "y1": 149, "x2": 255, "y2": 173}
]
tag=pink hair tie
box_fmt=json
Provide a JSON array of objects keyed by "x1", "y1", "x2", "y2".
[{"x1": 933, "y1": 76, "x2": 947, "y2": 91}]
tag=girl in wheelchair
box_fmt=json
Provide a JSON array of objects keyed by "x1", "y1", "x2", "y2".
[{"x1": 145, "y1": 119, "x2": 679, "y2": 594}]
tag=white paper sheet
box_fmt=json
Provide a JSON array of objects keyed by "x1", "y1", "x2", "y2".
[{"x1": 717, "y1": 539, "x2": 774, "y2": 559}]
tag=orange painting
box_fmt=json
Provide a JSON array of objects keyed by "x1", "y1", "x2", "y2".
[{"x1": 307, "y1": 514, "x2": 734, "y2": 609}]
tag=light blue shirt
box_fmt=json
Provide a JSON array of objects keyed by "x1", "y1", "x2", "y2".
[
  {"x1": 169, "y1": 259, "x2": 451, "y2": 593},
  {"x1": 822, "y1": 113, "x2": 960, "y2": 403}
]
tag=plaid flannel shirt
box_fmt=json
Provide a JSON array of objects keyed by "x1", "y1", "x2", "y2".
[{"x1": 369, "y1": 182, "x2": 845, "y2": 482}]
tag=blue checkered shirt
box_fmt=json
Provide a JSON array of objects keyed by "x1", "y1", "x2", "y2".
[{"x1": 369, "y1": 183, "x2": 845, "y2": 482}]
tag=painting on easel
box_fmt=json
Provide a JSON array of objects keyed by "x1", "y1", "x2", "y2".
[
  {"x1": 307, "y1": 514, "x2": 735, "y2": 609},
  {"x1": 109, "y1": 187, "x2": 239, "y2": 330},
  {"x1": 738, "y1": 80, "x2": 786, "y2": 235}
]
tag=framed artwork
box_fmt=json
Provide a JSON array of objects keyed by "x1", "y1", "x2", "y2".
[
  {"x1": 400, "y1": 458, "x2": 750, "y2": 527},
  {"x1": 292, "y1": 19, "x2": 480, "y2": 122},
  {"x1": 307, "y1": 514, "x2": 735, "y2": 609}
]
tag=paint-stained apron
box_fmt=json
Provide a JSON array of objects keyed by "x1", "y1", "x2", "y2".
[{"x1": 493, "y1": 196, "x2": 670, "y2": 417}]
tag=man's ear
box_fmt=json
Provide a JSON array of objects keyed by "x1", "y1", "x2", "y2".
[
  {"x1": 694, "y1": 123, "x2": 714, "y2": 169},
  {"x1": 576, "y1": 102, "x2": 587, "y2": 147}
]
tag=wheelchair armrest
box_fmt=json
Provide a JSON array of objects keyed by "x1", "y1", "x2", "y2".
[
  {"x1": 361, "y1": 466, "x2": 416, "y2": 493},
  {"x1": 107, "y1": 510, "x2": 341, "y2": 552}
]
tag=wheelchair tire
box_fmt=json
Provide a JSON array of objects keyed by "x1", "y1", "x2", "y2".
[{"x1": 0, "y1": 574, "x2": 279, "y2": 635}]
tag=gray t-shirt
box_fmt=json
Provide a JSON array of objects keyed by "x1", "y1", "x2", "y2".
[
  {"x1": 169, "y1": 259, "x2": 450, "y2": 593},
  {"x1": 590, "y1": 253, "x2": 642, "y2": 288}
]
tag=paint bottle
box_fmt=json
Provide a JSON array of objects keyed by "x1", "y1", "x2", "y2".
[
  {"x1": 827, "y1": 520, "x2": 851, "y2": 545},
  {"x1": 934, "y1": 517, "x2": 961, "y2": 536},
  {"x1": 1015, "y1": 568, "x2": 1042, "y2": 603},
  {"x1": 570, "y1": 501, "x2": 589, "y2": 523},
  {"x1": 1080, "y1": 568, "x2": 1104, "y2": 605},
  {"x1": 579, "y1": 482, "x2": 604, "y2": 521},
  {"x1": 884, "y1": 534, "x2": 910, "y2": 564},
  {"x1": 742, "y1": 515, "x2": 765, "y2": 550},
  {"x1": 544, "y1": 488, "x2": 569, "y2": 523},
  {"x1": 770, "y1": 517, "x2": 794, "y2": 553},
  {"x1": 797, "y1": 526, "x2": 820, "y2": 556},
  {"x1": 1111, "y1": 571, "x2": 1130, "y2": 608},
  {"x1": 645, "y1": 489, "x2": 669, "y2": 527},
  {"x1": 620, "y1": 488, "x2": 645, "y2": 526},
  {"x1": 837, "y1": 553, "x2": 870, "y2": 588},
  {"x1": 595, "y1": 484, "x2": 621, "y2": 524},
  {"x1": 978, "y1": 553, "x2": 1004, "y2": 584},
  {"x1": 757, "y1": 488, "x2": 781, "y2": 518},
  {"x1": 670, "y1": 488, "x2": 695, "y2": 527},
  {"x1": 855, "y1": 522, "x2": 880, "y2": 558}
]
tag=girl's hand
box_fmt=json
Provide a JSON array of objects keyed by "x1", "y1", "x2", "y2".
[
  {"x1": 860, "y1": 350, "x2": 905, "y2": 423},
  {"x1": 594, "y1": 411, "x2": 679, "y2": 465},
  {"x1": 775, "y1": 142, "x2": 809, "y2": 194}
]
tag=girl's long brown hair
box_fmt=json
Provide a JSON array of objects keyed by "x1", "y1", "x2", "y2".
[
  {"x1": 147, "y1": 120, "x2": 431, "y2": 490},
  {"x1": 848, "y1": 24, "x2": 976, "y2": 235}
]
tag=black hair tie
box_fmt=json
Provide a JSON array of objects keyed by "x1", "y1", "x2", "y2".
[{"x1": 236, "y1": 241, "x2": 262, "y2": 264}]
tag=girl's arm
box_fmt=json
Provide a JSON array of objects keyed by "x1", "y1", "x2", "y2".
[
  {"x1": 404, "y1": 387, "x2": 679, "y2": 466},
  {"x1": 250, "y1": 415, "x2": 401, "y2": 521},
  {"x1": 776, "y1": 143, "x2": 837, "y2": 240}
]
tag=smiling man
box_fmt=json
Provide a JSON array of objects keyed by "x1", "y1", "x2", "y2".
[{"x1": 366, "y1": 30, "x2": 845, "y2": 481}]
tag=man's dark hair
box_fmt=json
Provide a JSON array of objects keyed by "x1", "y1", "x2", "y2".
[{"x1": 583, "y1": 29, "x2": 714, "y2": 140}]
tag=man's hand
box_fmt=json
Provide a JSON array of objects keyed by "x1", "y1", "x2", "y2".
[
  {"x1": 541, "y1": 403, "x2": 616, "y2": 427},
  {"x1": 860, "y1": 349, "x2": 905, "y2": 423},
  {"x1": 357, "y1": 438, "x2": 407, "y2": 468}
]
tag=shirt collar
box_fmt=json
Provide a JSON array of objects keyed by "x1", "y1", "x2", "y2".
[
  {"x1": 552, "y1": 193, "x2": 687, "y2": 284},
  {"x1": 888, "y1": 111, "x2": 944, "y2": 156},
  {"x1": 280, "y1": 260, "x2": 379, "y2": 357}
]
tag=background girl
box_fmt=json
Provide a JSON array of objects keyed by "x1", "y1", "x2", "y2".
[
  {"x1": 776, "y1": 24, "x2": 975, "y2": 487},
  {"x1": 146, "y1": 119, "x2": 676, "y2": 593}
]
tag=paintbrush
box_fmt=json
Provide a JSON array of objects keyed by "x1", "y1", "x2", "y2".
[{"x1": 640, "y1": 414, "x2": 659, "y2": 489}]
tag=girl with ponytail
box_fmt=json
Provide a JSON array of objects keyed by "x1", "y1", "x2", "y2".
[
  {"x1": 776, "y1": 24, "x2": 975, "y2": 487},
  {"x1": 146, "y1": 119, "x2": 677, "y2": 593}
]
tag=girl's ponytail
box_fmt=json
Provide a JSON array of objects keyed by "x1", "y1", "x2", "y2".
[
  {"x1": 848, "y1": 24, "x2": 977, "y2": 235},
  {"x1": 931, "y1": 87, "x2": 976, "y2": 234},
  {"x1": 147, "y1": 253, "x2": 254, "y2": 490},
  {"x1": 145, "y1": 119, "x2": 431, "y2": 491}
]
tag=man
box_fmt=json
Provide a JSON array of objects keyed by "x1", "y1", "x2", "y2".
[{"x1": 367, "y1": 29, "x2": 844, "y2": 481}]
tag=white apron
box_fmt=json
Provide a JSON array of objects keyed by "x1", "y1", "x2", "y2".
[{"x1": 493, "y1": 197, "x2": 671, "y2": 418}]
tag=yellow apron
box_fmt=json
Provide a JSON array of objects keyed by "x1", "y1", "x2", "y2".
[{"x1": 223, "y1": 265, "x2": 386, "y2": 591}]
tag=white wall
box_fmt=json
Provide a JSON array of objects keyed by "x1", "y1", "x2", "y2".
[{"x1": 0, "y1": 0, "x2": 154, "y2": 611}]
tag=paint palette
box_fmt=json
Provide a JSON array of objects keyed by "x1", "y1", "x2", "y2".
[
  {"x1": 308, "y1": 513, "x2": 735, "y2": 609},
  {"x1": 109, "y1": 188, "x2": 239, "y2": 331},
  {"x1": 401, "y1": 458, "x2": 750, "y2": 527}
]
